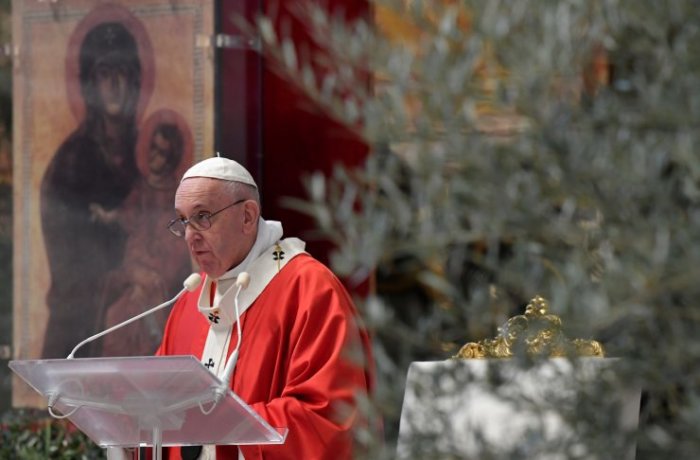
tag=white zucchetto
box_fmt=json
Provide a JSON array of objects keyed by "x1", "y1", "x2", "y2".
[{"x1": 181, "y1": 156, "x2": 257, "y2": 188}]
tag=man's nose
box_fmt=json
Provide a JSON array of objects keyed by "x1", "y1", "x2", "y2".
[{"x1": 184, "y1": 224, "x2": 201, "y2": 243}]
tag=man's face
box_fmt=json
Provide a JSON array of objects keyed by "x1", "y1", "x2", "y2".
[{"x1": 174, "y1": 178, "x2": 255, "y2": 278}]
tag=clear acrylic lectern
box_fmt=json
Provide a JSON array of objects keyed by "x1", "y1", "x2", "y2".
[{"x1": 9, "y1": 356, "x2": 287, "y2": 459}]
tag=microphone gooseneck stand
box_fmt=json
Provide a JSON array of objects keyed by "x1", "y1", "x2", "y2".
[{"x1": 60, "y1": 273, "x2": 202, "y2": 460}]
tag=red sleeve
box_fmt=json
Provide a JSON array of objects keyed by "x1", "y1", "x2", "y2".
[{"x1": 238, "y1": 262, "x2": 375, "y2": 460}]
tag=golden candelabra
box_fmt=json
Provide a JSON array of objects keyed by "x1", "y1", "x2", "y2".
[{"x1": 453, "y1": 295, "x2": 604, "y2": 359}]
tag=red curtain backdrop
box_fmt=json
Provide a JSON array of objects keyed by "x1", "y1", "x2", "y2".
[{"x1": 218, "y1": 0, "x2": 371, "y2": 268}]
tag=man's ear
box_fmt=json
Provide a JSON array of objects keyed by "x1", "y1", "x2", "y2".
[{"x1": 242, "y1": 200, "x2": 260, "y2": 234}]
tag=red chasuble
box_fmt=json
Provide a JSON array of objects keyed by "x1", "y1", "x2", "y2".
[{"x1": 157, "y1": 254, "x2": 375, "y2": 460}]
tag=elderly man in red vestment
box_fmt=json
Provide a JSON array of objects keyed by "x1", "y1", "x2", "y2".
[{"x1": 153, "y1": 156, "x2": 375, "y2": 460}]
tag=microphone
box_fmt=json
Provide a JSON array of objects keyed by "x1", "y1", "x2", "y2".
[
  {"x1": 66, "y1": 273, "x2": 202, "y2": 359},
  {"x1": 212, "y1": 272, "x2": 250, "y2": 404}
]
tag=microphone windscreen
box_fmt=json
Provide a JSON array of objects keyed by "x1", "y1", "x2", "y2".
[
  {"x1": 183, "y1": 273, "x2": 202, "y2": 291},
  {"x1": 235, "y1": 272, "x2": 251, "y2": 289}
]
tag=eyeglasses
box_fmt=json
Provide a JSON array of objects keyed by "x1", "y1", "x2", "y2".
[{"x1": 167, "y1": 199, "x2": 246, "y2": 237}]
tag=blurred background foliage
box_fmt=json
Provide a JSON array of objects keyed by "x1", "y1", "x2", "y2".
[
  {"x1": 249, "y1": 0, "x2": 700, "y2": 457},
  {"x1": 0, "y1": 410, "x2": 104, "y2": 460}
]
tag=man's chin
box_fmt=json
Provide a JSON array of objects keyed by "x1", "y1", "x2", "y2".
[{"x1": 199, "y1": 263, "x2": 224, "y2": 279}]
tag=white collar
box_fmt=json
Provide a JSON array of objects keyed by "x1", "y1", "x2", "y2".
[{"x1": 217, "y1": 217, "x2": 283, "y2": 281}]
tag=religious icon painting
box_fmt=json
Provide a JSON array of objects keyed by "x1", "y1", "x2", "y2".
[{"x1": 11, "y1": 0, "x2": 213, "y2": 407}]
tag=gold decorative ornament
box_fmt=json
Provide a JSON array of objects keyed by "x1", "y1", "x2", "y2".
[{"x1": 453, "y1": 296, "x2": 604, "y2": 359}]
